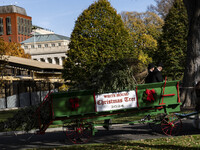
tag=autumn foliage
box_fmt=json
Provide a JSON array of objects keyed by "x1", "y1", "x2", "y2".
[
  {"x1": 121, "y1": 11, "x2": 164, "y2": 65},
  {"x1": 0, "y1": 38, "x2": 30, "y2": 59}
]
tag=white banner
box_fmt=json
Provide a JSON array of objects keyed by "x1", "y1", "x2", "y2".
[{"x1": 95, "y1": 90, "x2": 137, "y2": 112}]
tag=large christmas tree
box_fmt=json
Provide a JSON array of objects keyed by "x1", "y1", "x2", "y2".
[{"x1": 62, "y1": 0, "x2": 139, "y2": 92}]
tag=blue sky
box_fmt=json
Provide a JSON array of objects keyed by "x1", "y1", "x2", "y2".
[{"x1": 0, "y1": 0, "x2": 156, "y2": 37}]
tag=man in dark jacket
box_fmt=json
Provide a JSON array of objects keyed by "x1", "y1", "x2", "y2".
[
  {"x1": 152, "y1": 62, "x2": 163, "y2": 82},
  {"x1": 145, "y1": 63, "x2": 155, "y2": 83}
]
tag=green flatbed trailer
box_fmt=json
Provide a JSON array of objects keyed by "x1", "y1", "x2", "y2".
[{"x1": 36, "y1": 80, "x2": 182, "y2": 144}]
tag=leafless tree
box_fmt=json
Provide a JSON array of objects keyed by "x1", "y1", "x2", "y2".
[{"x1": 148, "y1": 0, "x2": 174, "y2": 19}]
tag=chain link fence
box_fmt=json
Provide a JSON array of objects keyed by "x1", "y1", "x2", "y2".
[{"x1": 0, "y1": 80, "x2": 62, "y2": 109}]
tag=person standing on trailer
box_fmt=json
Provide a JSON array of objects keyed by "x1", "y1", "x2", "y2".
[
  {"x1": 145, "y1": 63, "x2": 155, "y2": 83},
  {"x1": 152, "y1": 62, "x2": 164, "y2": 83}
]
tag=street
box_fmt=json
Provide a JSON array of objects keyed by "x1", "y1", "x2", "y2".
[{"x1": 0, "y1": 119, "x2": 199, "y2": 150}]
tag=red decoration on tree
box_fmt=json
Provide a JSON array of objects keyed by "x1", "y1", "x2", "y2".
[{"x1": 69, "y1": 98, "x2": 80, "y2": 110}]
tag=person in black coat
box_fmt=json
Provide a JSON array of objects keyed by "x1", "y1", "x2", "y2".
[
  {"x1": 152, "y1": 62, "x2": 163, "y2": 83},
  {"x1": 145, "y1": 63, "x2": 155, "y2": 83}
]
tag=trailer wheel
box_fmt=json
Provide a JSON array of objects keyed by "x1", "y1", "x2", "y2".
[
  {"x1": 161, "y1": 114, "x2": 182, "y2": 136},
  {"x1": 149, "y1": 114, "x2": 166, "y2": 133},
  {"x1": 63, "y1": 121, "x2": 93, "y2": 144}
]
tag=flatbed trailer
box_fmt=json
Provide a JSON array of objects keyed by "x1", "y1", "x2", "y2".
[{"x1": 36, "y1": 80, "x2": 182, "y2": 144}]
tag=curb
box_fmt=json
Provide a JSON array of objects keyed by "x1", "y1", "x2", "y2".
[
  {"x1": 0, "y1": 107, "x2": 19, "y2": 112},
  {"x1": 0, "y1": 127, "x2": 64, "y2": 136},
  {"x1": 0, "y1": 124, "x2": 124, "y2": 136}
]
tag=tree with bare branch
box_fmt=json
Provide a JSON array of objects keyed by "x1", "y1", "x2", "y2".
[{"x1": 148, "y1": 0, "x2": 174, "y2": 19}]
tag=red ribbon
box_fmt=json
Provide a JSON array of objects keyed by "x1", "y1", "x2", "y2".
[
  {"x1": 69, "y1": 98, "x2": 80, "y2": 110},
  {"x1": 145, "y1": 89, "x2": 156, "y2": 102}
]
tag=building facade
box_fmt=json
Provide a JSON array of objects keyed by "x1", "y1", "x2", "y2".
[
  {"x1": 1, "y1": 55, "x2": 63, "y2": 82},
  {"x1": 21, "y1": 30, "x2": 70, "y2": 66},
  {"x1": 0, "y1": 55, "x2": 64, "y2": 109},
  {"x1": 0, "y1": 5, "x2": 32, "y2": 43}
]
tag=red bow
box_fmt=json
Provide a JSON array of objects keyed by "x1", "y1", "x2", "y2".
[
  {"x1": 145, "y1": 89, "x2": 156, "y2": 102},
  {"x1": 69, "y1": 98, "x2": 80, "y2": 110}
]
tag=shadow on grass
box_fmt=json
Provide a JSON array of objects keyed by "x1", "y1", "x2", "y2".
[
  {"x1": 30, "y1": 141, "x2": 200, "y2": 150},
  {"x1": 112, "y1": 141, "x2": 200, "y2": 150}
]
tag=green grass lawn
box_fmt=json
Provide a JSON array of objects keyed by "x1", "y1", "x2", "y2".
[
  {"x1": 0, "y1": 109, "x2": 18, "y2": 122},
  {"x1": 27, "y1": 135, "x2": 200, "y2": 150}
]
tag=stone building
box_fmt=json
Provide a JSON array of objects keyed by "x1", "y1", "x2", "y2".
[{"x1": 21, "y1": 29, "x2": 70, "y2": 66}]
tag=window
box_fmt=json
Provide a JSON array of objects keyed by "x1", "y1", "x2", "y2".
[
  {"x1": 6, "y1": 26, "x2": 11, "y2": 35},
  {"x1": 17, "y1": 69, "x2": 21, "y2": 76},
  {"x1": 52, "y1": 43, "x2": 55, "y2": 47},
  {"x1": 25, "y1": 26, "x2": 27, "y2": 34},
  {"x1": 31, "y1": 45, "x2": 35, "y2": 48},
  {"x1": 0, "y1": 18, "x2": 3, "y2": 24},
  {"x1": 18, "y1": 25, "x2": 21, "y2": 34},
  {"x1": 0, "y1": 17, "x2": 3, "y2": 35},
  {"x1": 24, "y1": 46, "x2": 28, "y2": 49},
  {"x1": 6, "y1": 17, "x2": 11, "y2": 24},
  {"x1": 47, "y1": 58, "x2": 52, "y2": 63},
  {"x1": 45, "y1": 44, "x2": 48, "y2": 47},
  {"x1": 17, "y1": 17, "x2": 20, "y2": 24},
  {"x1": 62, "y1": 57, "x2": 65, "y2": 63},
  {"x1": 55, "y1": 57, "x2": 59, "y2": 65},
  {"x1": 21, "y1": 26, "x2": 24, "y2": 34},
  {"x1": 9, "y1": 37, "x2": 11, "y2": 42},
  {"x1": 18, "y1": 36, "x2": 20, "y2": 42},
  {"x1": 12, "y1": 68, "x2": 15, "y2": 76},
  {"x1": 40, "y1": 58, "x2": 45, "y2": 62},
  {"x1": 28, "y1": 27, "x2": 30, "y2": 35},
  {"x1": 6, "y1": 17, "x2": 11, "y2": 35},
  {"x1": 0, "y1": 26, "x2": 3, "y2": 35},
  {"x1": 0, "y1": 27, "x2": 3, "y2": 35},
  {"x1": 38, "y1": 45, "x2": 41, "y2": 48},
  {"x1": 21, "y1": 37, "x2": 23, "y2": 41},
  {"x1": 58, "y1": 43, "x2": 61, "y2": 46}
]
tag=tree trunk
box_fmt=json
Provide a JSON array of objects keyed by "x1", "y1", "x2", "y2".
[{"x1": 181, "y1": 0, "x2": 200, "y2": 107}]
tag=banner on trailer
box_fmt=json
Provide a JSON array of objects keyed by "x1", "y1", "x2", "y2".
[{"x1": 95, "y1": 90, "x2": 137, "y2": 112}]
